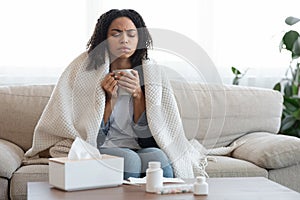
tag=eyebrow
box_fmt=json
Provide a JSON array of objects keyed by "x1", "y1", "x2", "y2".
[{"x1": 110, "y1": 29, "x2": 137, "y2": 32}]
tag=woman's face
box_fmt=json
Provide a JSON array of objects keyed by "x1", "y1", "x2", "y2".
[{"x1": 107, "y1": 17, "x2": 139, "y2": 60}]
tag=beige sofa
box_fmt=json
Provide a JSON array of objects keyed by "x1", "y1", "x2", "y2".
[{"x1": 1, "y1": 82, "x2": 300, "y2": 199}]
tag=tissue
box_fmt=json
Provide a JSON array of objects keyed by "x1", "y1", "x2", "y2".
[{"x1": 68, "y1": 137, "x2": 102, "y2": 160}]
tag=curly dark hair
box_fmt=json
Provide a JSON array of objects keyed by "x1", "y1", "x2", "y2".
[{"x1": 86, "y1": 9, "x2": 152, "y2": 70}]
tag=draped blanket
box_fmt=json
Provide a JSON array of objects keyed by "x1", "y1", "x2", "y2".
[{"x1": 25, "y1": 52, "x2": 236, "y2": 178}]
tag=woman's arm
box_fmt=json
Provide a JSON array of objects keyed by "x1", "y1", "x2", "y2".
[
  {"x1": 132, "y1": 87, "x2": 146, "y2": 123},
  {"x1": 97, "y1": 119, "x2": 110, "y2": 149},
  {"x1": 103, "y1": 100, "x2": 113, "y2": 124},
  {"x1": 101, "y1": 73, "x2": 118, "y2": 124}
]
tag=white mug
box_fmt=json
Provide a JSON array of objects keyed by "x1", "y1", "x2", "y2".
[{"x1": 113, "y1": 69, "x2": 133, "y2": 96}]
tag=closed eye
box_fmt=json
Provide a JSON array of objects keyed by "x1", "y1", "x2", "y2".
[
  {"x1": 127, "y1": 30, "x2": 137, "y2": 37},
  {"x1": 112, "y1": 32, "x2": 121, "y2": 37},
  {"x1": 128, "y1": 33, "x2": 136, "y2": 37},
  {"x1": 110, "y1": 29, "x2": 137, "y2": 38},
  {"x1": 111, "y1": 29, "x2": 122, "y2": 37}
]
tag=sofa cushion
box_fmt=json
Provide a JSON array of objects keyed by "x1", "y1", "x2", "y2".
[
  {"x1": 170, "y1": 81, "x2": 283, "y2": 148},
  {"x1": 0, "y1": 178, "x2": 8, "y2": 200},
  {"x1": 269, "y1": 164, "x2": 300, "y2": 193},
  {"x1": 10, "y1": 165, "x2": 49, "y2": 200},
  {"x1": 232, "y1": 132, "x2": 300, "y2": 169},
  {"x1": 206, "y1": 156, "x2": 268, "y2": 178},
  {"x1": 0, "y1": 85, "x2": 54, "y2": 151},
  {"x1": 0, "y1": 139, "x2": 24, "y2": 179}
]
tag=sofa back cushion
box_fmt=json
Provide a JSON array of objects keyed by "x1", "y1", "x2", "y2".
[
  {"x1": 0, "y1": 85, "x2": 54, "y2": 151},
  {"x1": 171, "y1": 81, "x2": 283, "y2": 148},
  {"x1": 0, "y1": 81, "x2": 283, "y2": 151}
]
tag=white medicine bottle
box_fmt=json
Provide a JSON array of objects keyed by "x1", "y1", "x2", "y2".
[
  {"x1": 146, "y1": 161, "x2": 163, "y2": 193},
  {"x1": 193, "y1": 176, "x2": 208, "y2": 195}
]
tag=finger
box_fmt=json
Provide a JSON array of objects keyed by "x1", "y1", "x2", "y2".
[
  {"x1": 118, "y1": 80, "x2": 135, "y2": 90},
  {"x1": 107, "y1": 80, "x2": 118, "y2": 93},
  {"x1": 118, "y1": 84, "x2": 138, "y2": 95},
  {"x1": 118, "y1": 76, "x2": 136, "y2": 85},
  {"x1": 108, "y1": 76, "x2": 118, "y2": 87},
  {"x1": 120, "y1": 70, "x2": 138, "y2": 82},
  {"x1": 118, "y1": 80, "x2": 141, "y2": 95},
  {"x1": 104, "y1": 73, "x2": 114, "y2": 81},
  {"x1": 108, "y1": 85, "x2": 118, "y2": 100},
  {"x1": 112, "y1": 85, "x2": 118, "y2": 94},
  {"x1": 114, "y1": 71, "x2": 128, "y2": 80},
  {"x1": 102, "y1": 73, "x2": 114, "y2": 86},
  {"x1": 118, "y1": 75, "x2": 139, "y2": 89},
  {"x1": 130, "y1": 70, "x2": 139, "y2": 77},
  {"x1": 105, "y1": 73, "x2": 117, "y2": 86},
  {"x1": 102, "y1": 78, "x2": 112, "y2": 90},
  {"x1": 102, "y1": 77, "x2": 117, "y2": 92},
  {"x1": 117, "y1": 70, "x2": 135, "y2": 79}
]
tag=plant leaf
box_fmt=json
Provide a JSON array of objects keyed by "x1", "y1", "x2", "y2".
[
  {"x1": 281, "y1": 120, "x2": 300, "y2": 137},
  {"x1": 292, "y1": 84, "x2": 299, "y2": 96},
  {"x1": 284, "y1": 82, "x2": 293, "y2": 97},
  {"x1": 283, "y1": 30, "x2": 299, "y2": 52},
  {"x1": 292, "y1": 37, "x2": 300, "y2": 59},
  {"x1": 296, "y1": 127, "x2": 300, "y2": 137},
  {"x1": 273, "y1": 82, "x2": 281, "y2": 91},
  {"x1": 284, "y1": 96, "x2": 299, "y2": 111},
  {"x1": 285, "y1": 16, "x2": 300, "y2": 26},
  {"x1": 281, "y1": 115, "x2": 296, "y2": 131},
  {"x1": 231, "y1": 67, "x2": 241, "y2": 75},
  {"x1": 282, "y1": 109, "x2": 291, "y2": 116},
  {"x1": 293, "y1": 109, "x2": 300, "y2": 120}
]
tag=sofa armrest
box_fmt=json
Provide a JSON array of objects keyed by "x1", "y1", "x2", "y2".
[
  {"x1": 231, "y1": 132, "x2": 300, "y2": 169},
  {"x1": 0, "y1": 139, "x2": 24, "y2": 179}
]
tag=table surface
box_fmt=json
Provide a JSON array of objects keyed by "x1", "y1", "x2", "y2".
[{"x1": 27, "y1": 177, "x2": 300, "y2": 200}]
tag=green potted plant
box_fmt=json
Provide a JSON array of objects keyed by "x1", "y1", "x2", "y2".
[
  {"x1": 231, "y1": 66, "x2": 248, "y2": 85},
  {"x1": 273, "y1": 16, "x2": 300, "y2": 137}
]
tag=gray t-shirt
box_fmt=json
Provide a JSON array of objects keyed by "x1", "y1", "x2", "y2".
[
  {"x1": 101, "y1": 95, "x2": 141, "y2": 149},
  {"x1": 97, "y1": 66, "x2": 156, "y2": 149}
]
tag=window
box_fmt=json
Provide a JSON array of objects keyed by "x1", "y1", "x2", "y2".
[
  {"x1": 1, "y1": 0, "x2": 300, "y2": 88},
  {"x1": 212, "y1": 0, "x2": 300, "y2": 88},
  {"x1": 0, "y1": 0, "x2": 88, "y2": 85}
]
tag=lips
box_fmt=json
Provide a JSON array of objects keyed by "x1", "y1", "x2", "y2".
[{"x1": 118, "y1": 46, "x2": 131, "y2": 53}]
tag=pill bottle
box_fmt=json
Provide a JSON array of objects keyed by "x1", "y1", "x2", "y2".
[
  {"x1": 146, "y1": 161, "x2": 163, "y2": 193},
  {"x1": 193, "y1": 176, "x2": 208, "y2": 195}
]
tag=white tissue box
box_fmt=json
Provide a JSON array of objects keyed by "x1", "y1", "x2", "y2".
[{"x1": 49, "y1": 154, "x2": 124, "y2": 191}]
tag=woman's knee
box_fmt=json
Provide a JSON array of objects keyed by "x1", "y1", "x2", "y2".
[
  {"x1": 99, "y1": 148, "x2": 142, "y2": 179},
  {"x1": 138, "y1": 148, "x2": 169, "y2": 164},
  {"x1": 137, "y1": 147, "x2": 174, "y2": 178}
]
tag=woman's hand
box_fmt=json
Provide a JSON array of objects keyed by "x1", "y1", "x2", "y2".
[
  {"x1": 101, "y1": 72, "x2": 118, "y2": 101},
  {"x1": 116, "y1": 69, "x2": 145, "y2": 123},
  {"x1": 115, "y1": 70, "x2": 142, "y2": 98}
]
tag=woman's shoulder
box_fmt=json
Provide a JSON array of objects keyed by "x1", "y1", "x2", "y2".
[
  {"x1": 71, "y1": 51, "x2": 89, "y2": 65},
  {"x1": 64, "y1": 51, "x2": 89, "y2": 70},
  {"x1": 144, "y1": 58, "x2": 168, "y2": 72},
  {"x1": 57, "y1": 51, "x2": 89, "y2": 80},
  {"x1": 143, "y1": 57, "x2": 157, "y2": 65}
]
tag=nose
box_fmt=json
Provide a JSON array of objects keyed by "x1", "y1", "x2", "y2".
[{"x1": 120, "y1": 33, "x2": 128, "y2": 44}]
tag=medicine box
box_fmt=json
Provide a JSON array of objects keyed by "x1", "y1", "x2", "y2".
[{"x1": 49, "y1": 154, "x2": 124, "y2": 191}]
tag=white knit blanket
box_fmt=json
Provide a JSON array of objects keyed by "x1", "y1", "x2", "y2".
[{"x1": 25, "y1": 52, "x2": 237, "y2": 178}]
